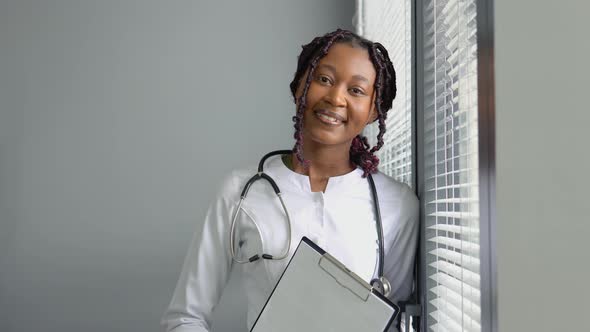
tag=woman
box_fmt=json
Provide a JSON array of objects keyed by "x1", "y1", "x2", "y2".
[{"x1": 161, "y1": 29, "x2": 419, "y2": 332}]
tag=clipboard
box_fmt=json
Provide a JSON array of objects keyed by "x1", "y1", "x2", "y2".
[{"x1": 250, "y1": 237, "x2": 399, "y2": 332}]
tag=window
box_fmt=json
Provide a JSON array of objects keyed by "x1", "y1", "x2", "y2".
[
  {"x1": 357, "y1": 0, "x2": 414, "y2": 188},
  {"x1": 356, "y1": 0, "x2": 496, "y2": 331},
  {"x1": 421, "y1": 0, "x2": 482, "y2": 330}
]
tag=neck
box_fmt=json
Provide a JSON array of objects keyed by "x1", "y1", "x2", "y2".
[{"x1": 291, "y1": 140, "x2": 355, "y2": 179}]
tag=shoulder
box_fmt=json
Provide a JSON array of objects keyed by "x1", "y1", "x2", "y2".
[
  {"x1": 214, "y1": 153, "x2": 291, "y2": 202},
  {"x1": 371, "y1": 172, "x2": 418, "y2": 205},
  {"x1": 371, "y1": 171, "x2": 419, "y2": 226},
  {"x1": 214, "y1": 164, "x2": 258, "y2": 202}
]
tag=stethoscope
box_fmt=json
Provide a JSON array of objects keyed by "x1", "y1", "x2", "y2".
[{"x1": 229, "y1": 150, "x2": 392, "y2": 297}]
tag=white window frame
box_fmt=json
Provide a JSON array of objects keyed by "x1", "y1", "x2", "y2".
[
  {"x1": 417, "y1": 0, "x2": 496, "y2": 331},
  {"x1": 356, "y1": 0, "x2": 496, "y2": 331}
]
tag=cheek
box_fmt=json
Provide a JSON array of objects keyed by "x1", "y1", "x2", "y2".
[
  {"x1": 303, "y1": 85, "x2": 323, "y2": 108},
  {"x1": 350, "y1": 102, "x2": 374, "y2": 124}
]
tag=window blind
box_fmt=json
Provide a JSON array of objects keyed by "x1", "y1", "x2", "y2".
[
  {"x1": 422, "y1": 0, "x2": 482, "y2": 331},
  {"x1": 358, "y1": 0, "x2": 414, "y2": 188}
]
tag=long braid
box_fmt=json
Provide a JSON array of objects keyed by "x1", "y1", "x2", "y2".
[
  {"x1": 289, "y1": 30, "x2": 397, "y2": 177},
  {"x1": 291, "y1": 37, "x2": 324, "y2": 167},
  {"x1": 369, "y1": 43, "x2": 388, "y2": 155},
  {"x1": 291, "y1": 29, "x2": 352, "y2": 166}
]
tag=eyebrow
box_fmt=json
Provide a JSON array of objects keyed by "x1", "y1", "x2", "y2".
[{"x1": 317, "y1": 64, "x2": 370, "y2": 83}]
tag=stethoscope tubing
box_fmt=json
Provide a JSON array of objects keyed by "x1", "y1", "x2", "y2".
[
  {"x1": 230, "y1": 150, "x2": 293, "y2": 264},
  {"x1": 228, "y1": 150, "x2": 391, "y2": 296}
]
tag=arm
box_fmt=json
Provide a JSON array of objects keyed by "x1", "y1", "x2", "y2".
[
  {"x1": 161, "y1": 176, "x2": 236, "y2": 332},
  {"x1": 383, "y1": 186, "x2": 420, "y2": 331}
]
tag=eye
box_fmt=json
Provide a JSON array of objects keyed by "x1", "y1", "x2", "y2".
[
  {"x1": 350, "y1": 87, "x2": 366, "y2": 96},
  {"x1": 316, "y1": 74, "x2": 332, "y2": 85}
]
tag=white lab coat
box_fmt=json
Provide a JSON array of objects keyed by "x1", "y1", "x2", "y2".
[{"x1": 161, "y1": 155, "x2": 419, "y2": 331}]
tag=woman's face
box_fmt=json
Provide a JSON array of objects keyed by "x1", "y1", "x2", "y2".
[{"x1": 295, "y1": 42, "x2": 377, "y2": 148}]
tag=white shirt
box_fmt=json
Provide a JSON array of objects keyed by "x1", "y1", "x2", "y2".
[{"x1": 161, "y1": 155, "x2": 419, "y2": 332}]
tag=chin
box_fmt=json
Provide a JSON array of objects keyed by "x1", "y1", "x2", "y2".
[{"x1": 303, "y1": 128, "x2": 351, "y2": 147}]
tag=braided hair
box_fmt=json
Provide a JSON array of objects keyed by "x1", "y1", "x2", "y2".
[{"x1": 289, "y1": 29, "x2": 396, "y2": 177}]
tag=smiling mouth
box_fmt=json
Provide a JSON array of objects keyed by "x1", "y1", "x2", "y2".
[{"x1": 314, "y1": 110, "x2": 345, "y2": 126}]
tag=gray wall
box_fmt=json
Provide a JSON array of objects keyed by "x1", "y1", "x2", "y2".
[
  {"x1": 495, "y1": 0, "x2": 590, "y2": 331},
  {"x1": 0, "y1": 1, "x2": 353, "y2": 331}
]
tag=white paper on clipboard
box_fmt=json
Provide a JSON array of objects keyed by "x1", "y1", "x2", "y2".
[{"x1": 250, "y1": 237, "x2": 399, "y2": 332}]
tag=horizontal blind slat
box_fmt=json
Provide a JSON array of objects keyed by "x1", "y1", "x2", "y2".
[
  {"x1": 430, "y1": 298, "x2": 482, "y2": 329},
  {"x1": 427, "y1": 236, "x2": 480, "y2": 254},
  {"x1": 428, "y1": 272, "x2": 481, "y2": 304},
  {"x1": 428, "y1": 260, "x2": 480, "y2": 288},
  {"x1": 430, "y1": 285, "x2": 481, "y2": 322},
  {"x1": 428, "y1": 224, "x2": 480, "y2": 236},
  {"x1": 429, "y1": 247, "x2": 480, "y2": 271}
]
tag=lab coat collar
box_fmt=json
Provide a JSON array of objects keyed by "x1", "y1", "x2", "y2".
[{"x1": 264, "y1": 155, "x2": 366, "y2": 195}]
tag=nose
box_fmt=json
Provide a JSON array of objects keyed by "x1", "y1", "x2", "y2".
[{"x1": 323, "y1": 85, "x2": 347, "y2": 107}]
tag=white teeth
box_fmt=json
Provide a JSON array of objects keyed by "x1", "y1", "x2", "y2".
[{"x1": 317, "y1": 113, "x2": 340, "y2": 124}]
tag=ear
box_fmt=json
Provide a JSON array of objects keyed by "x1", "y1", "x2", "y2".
[
  {"x1": 367, "y1": 93, "x2": 379, "y2": 124},
  {"x1": 368, "y1": 105, "x2": 378, "y2": 123}
]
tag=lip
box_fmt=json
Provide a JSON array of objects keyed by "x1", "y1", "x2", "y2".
[{"x1": 313, "y1": 109, "x2": 346, "y2": 125}]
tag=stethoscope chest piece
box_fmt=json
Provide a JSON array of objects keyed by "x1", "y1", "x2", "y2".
[{"x1": 371, "y1": 276, "x2": 392, "y2": 298}]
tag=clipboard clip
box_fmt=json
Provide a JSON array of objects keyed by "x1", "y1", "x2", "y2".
[{"x1": 318, "y1": 253, "x2": 372, "y2": 302}]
